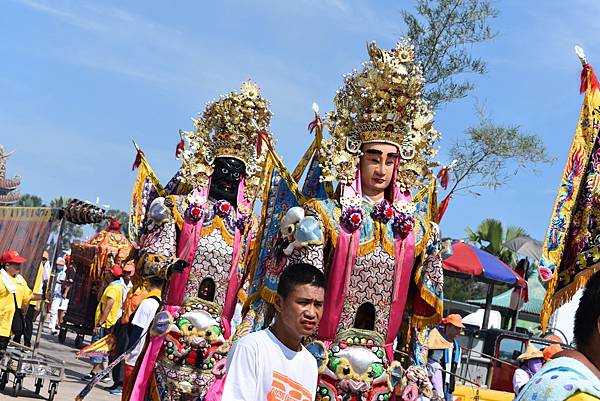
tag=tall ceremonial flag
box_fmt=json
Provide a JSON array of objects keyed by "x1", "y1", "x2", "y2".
[
  {"x1": 540, "y1": 47, "x2": 600, "y2": 329},
  {"x1": 129, "y1": 143, "x2": 165, "y2": 245}
]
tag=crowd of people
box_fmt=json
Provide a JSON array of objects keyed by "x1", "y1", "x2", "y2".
[
  {"x1": 1, "y1": 41, "x2": 599, "y2": 401},
  {"x1": 1, "y1": 250, "x2": 600, "y2": 401},
  {"x1": 0, "y1": 247, "x2": 149, "y2": 396}
]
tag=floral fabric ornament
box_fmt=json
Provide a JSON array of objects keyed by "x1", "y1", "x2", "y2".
[
  {"x1": 393, "y1": 211, "x2": 415, "y2": 239},
  {"x1": 214, "y1": 199, "x2": 234, "y2": 218},
  {"x1": 371, "y1": 200, "x2": 394, "y2": 223},
  {"x1": 340, "y1": 206, "x2": 364, "y2": 232},
  {"x1": 236, "y1": 213, "x2": 249, "y2": 232},
  {"x1": 184, "y1": 203, "x2": 204, "y2": 224}
]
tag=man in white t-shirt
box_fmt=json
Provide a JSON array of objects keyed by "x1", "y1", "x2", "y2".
[
  {"x1": 222, "y1": 263, "x2": 326, "y2": 401},
  {"x1": 122, "y1": 276, "x2": 163, "y2": 395}
]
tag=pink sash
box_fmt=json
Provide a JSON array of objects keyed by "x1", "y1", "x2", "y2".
[
  {"x1": 385, "y1": 191, "x2": 415, "y2": 360},
  {"x1": 317, "y1": 173, "x2": 362, "y2": 340},
  {"x1": 167, "y1": 186, "x2": 210, "y2": 305},
  {"x1": 222, "y1": 177, "x2": 250, "y2": 322},
  {"x1": 129, "y1": 305, "x2": 179, "y2": 401}
]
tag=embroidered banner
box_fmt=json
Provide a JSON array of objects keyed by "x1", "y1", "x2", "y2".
[
  {"x1": 129, "y1": 151, "x2": 165, "y2": 245},
  {"x1": 540, "y1": 64, "x2": 600, "y2": 329}
]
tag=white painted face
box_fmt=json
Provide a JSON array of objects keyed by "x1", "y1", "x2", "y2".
[{"x1": 359, "y1": 142, "x2": 399, "y2": 198}]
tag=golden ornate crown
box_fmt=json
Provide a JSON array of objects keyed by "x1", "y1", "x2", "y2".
[
  {"x1": 320, "y1": 39, "x2": 440, "y2": 191},
  {"x1": 180, "y1": 80, "x2": 272, "y2": 201}
]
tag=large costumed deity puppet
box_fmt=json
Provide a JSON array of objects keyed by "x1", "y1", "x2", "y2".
[
  {"x1": 127, "y1": 81, "x2": 273, "y2": 401},
  {"x1": 244, "y1": 40, "x2": 444, "y2": 401}
]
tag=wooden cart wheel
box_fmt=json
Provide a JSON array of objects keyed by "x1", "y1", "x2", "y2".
[
  {"x1": 0, "y1": 370, "x2": 7, "y2": 391},
  {"x1": 13, "y1": 376, "x2": 22, "y2": 397},
  {"x1": 58, "y1": 327, "x2": 67, "y2": 344},
  {"x1": 35, "y1": 378, "x2": 43, "y2": 394},
  {"x1": 48, "y1": 382, "x2": 57, "y2": 401}
]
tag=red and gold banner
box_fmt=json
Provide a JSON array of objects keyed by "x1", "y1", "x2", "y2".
[
  {"x1": 0, "y1": 207, "x2": 60, "y2": 286},
  {"x1": 540, "y1": 63, "x2": 600, "y2": 329}
]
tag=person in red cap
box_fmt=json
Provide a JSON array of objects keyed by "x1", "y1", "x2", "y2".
[
  {"x1": 108, "y1": 219, "x2": 122, "y2": 231},
  {"x1": 440, "y1": 314, "x2": 465, "y2": 401},
  {"x1": 0, "y1": 250, "x2": 42, "y2": 355},
  {"x1": 15, "y1": 250, "x2": 48, "y2": 347},
  {"x1": 86, "y1": 264, "x2": 124, "y2": 381}
]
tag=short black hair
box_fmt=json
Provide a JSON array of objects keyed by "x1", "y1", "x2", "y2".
[
  {"x1": 574, "y1": 269, "x2": 600, "y2": 349},
  {"x1": 277, "y1": 263, "x2": 326, "y2": 298},
  {"x1": 147, "y1": 276, "x2": 164, "y2": 289}
]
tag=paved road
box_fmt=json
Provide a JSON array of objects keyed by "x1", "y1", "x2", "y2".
[{"x1": 0, "y1": 327, "x2": 117, "y2": 401}]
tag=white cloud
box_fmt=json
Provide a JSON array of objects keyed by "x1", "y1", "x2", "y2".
[
  {"x1": 327, "y1": 0, "x2": 349, "y2": 13},
  {"x1": 10, "y1": 0, "x2": 111, "y2": 34},
  {"x1": 9, "y1": 0, "x2": 328, "y2": 108}
]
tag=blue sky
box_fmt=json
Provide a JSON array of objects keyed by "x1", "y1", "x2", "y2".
[{"x1": 2, "y1": 0, "x2": 600, "y2": 241}]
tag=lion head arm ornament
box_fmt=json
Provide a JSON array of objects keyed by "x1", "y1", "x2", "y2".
[
  {"x1": 150, "y1": 297, "x2": 232, "y2": 354},
  {"x1": 306, "y1": 329, "x2": 433, "y2": 401},
  {"x1": 280, "y1": 206, "x2": 324, "y2": 255}
]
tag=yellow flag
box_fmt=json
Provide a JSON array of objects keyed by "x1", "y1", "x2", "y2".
[
  {"x1": 129, "y1": 148, "x2": 165, "y2": 244},
  {"x1": 540, "y1": 63, "x2": 600, "y2": 329}
]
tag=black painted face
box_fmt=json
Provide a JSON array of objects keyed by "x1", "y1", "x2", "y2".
[{"x1": 209, "y1": 157, "x2": 246, "y2": 206}]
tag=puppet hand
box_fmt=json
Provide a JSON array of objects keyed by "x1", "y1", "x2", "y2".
[
  {"x1": 169, "y1": 259, "x2": 188, "y2": 274},
  {"x1": 402, "y1": 384, "x2": 419, "y2": 401},
  {"x1": 211, "y1": 358, "x2": 227, "y2": 378}
]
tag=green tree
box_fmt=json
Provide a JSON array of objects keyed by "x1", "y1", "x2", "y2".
[
  {"x1": 465, "y1": 218, "x2": 528, "y2": 267},
  {"x1": 446, "y1": 110, "x2": 555, "y2": 197},
  {"x1": 402, "y1": 0, "x2": 498, "y2": 109},
  {"x1": 16, "y1": 193, "x2": 45, "y2": 207},
  {"x1": 93, "y1": 209, "x2": 129, "y2": 234},
  {"x1": 402, "y1": 2, "x2": 553, "y2": 197},
  {"x1": 50, "y1": 196, "x2": 84, "y2": 251},
  {"x1": 444, "y1": 276, "x2": 472, "y2": 302}
]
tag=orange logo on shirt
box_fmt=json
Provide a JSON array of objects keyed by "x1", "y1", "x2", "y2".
[{"x1": 266, "y1": 371, "x2": 312, "y2": 401}]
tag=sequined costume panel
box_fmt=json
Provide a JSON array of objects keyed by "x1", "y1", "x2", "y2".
[
  {"x1": 421, "y1": 223, "x2": 443, "y2": 297},
  {"x1": 337, "y1": 244, "x2": 395, "y2": 337},
  {"x1": 286, "y1": 244, "x2": 324, "y2": 270},
  {"x1": 184, "y1": 229, "x2": 234, "y2": 306},
  {"x1": 141, "y1": 221, "x2": 177, "y2": 257}
]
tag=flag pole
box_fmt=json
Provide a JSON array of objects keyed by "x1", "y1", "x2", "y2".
[{"x1": 575, "y1": 45, "x2": 587, "y2": 66}]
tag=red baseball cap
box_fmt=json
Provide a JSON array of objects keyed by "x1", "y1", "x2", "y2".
[
  {"x1": 107, "y1": 264, "x2": 123, "y2": 277},
  {"x1": 0, "y1": 249, "x2": 27, "y2": 264}
]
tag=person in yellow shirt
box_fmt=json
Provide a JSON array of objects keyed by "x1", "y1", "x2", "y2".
[
  {"x1": 86, "y1": 264, "x2": 124, "y2": 381},
  {"x1": 14, "y1": 251, "x2": 47, "y2": 347},
  {"x1": 0, "y1": 250, "x2": 42, "y2": 355}
]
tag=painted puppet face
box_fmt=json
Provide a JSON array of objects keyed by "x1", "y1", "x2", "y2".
[
  {"x1": 359, "y1": 142, "x2": 399, "y2": 199},
  {"x1": 209, "y1": 157, "x2": 246, "y2": 207}
]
